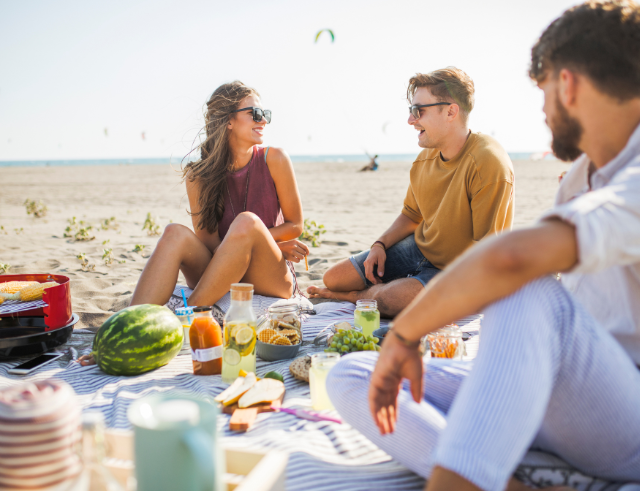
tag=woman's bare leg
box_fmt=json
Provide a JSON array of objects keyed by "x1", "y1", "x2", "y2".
[
  {"x1": 130, "y1": 224, "x2": 212, "y2": 306},
  {"x1": 187, "y1": 212, "x2": 293, "y2": 306}
]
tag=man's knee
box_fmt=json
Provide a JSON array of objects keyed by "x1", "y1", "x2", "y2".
[
  {"x1": 327, "y1": 352, "x2": 377, "y2": 407},
  {"x1": 370, "y1": 279, "x2": 422, "y2": 317},
  {"x1": 323, "y1": 259, "x2": 363, "y2": 291},
  {"x1": 322, "y1": 264, "x2": 342, "y2": 290},
  {"x1": 483, "y1": 276, "x2": 573, "y2": 338}
]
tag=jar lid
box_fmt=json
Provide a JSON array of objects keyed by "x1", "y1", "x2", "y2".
[
  {"x1": 230, "y1": 283, "x2": 253, "y2": 292},
  {"x1": 175, "y1": 307, "x2": 194, "y2": 316},
  {"x1": 268, "y1": 303, "x2": 298, "y2": 313},
  {"x1": 192, "y1": 306, "x2": 212, "y2": 313}
]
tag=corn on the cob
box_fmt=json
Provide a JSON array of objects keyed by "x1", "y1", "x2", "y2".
[
  {"x1": 0, "y1": 281, "x2": 38, "y2": 294},
  {"x1": 18, "y1": 282, "x2": 58, "y2": 301}
]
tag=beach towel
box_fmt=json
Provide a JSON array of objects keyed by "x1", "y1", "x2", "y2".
[{"x1": 0, "y1": 294, "x2": 632, "y2": 490}]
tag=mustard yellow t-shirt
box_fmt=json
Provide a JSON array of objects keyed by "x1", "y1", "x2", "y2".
[{"x1": 402, "y1": 132, "x2": 514, "y2": 269}]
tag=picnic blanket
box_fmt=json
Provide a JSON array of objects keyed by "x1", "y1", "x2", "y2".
[{"x1": 0, "y1": 289, "x2": 635, "y2": 491}]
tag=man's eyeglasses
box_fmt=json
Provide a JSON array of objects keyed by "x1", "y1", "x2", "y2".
[
  {"x1": 230, "y1": 106, "x2": 272, "y2": 124},
  {"x1": 409, "y1": 102, "x2": 452, "y2": 119}
]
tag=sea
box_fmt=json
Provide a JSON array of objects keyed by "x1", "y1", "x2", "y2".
[{"x1": 0, "y1": 152, "x2": 545, "y2": 168}]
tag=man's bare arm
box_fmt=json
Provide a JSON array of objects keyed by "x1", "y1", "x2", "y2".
[
  {"x1": 377, "y1": 213, "x2": 420, "y2": 249},
  {"x1": 393, "y1": 218, "x2": 578, "y2": 341}
]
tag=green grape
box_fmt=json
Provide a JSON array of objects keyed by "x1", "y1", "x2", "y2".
[
  {"x1": 375, "y1": 345, "x2": 381, "y2": 351},
  {"x1": 335, "y1": 342, "x2": 343, "y2": 350},
  {"x1": 356, "y1": 341, "x2": 363, "y2": 350},
  {"x1": 340, "y1": 345, "x2": 349, "y2": 353},
  {"x1": 330, "y1": 341, "x2": 337, "y2": 348},
  {"x1": 366, "y1": 336, "x2": 374, "y2": 343},
  {"x1": 363, "y1": 343, "x2": 371, "y2": 351},
  {"x1": 373, "y1": 337, "x2": 379, "y2": 344},
  {"x1": 369, "y1": 342, "x2": 376, "y2": 350}
]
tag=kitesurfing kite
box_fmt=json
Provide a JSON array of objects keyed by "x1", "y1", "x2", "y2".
[{"x1": 315, "y1": 29, "x2": 335, "y2": 43}]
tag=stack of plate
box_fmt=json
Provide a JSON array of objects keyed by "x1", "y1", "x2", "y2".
[{"x1": 0, "y1": 380, "x2": 81, "y2": 490}]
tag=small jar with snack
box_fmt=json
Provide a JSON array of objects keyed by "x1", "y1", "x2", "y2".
[
  {"x1": 424, "y1": 324, "x2": 464, "y2": 359},
  {"x1": 256, "y1": 304, "x2": 302, "y2": 361}
]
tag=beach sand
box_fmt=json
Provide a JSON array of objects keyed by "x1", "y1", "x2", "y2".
[{"x1": 0, "y1": 158, "x2": 569, "y2": 329}]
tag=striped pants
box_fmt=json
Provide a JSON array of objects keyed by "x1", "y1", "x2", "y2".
[{"x1": 327, "y1": 277, "x2": 640, "y2": 491}]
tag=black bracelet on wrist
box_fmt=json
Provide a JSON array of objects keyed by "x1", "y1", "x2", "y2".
[
  {"x1": 372, "y1": 240, "x2": 386, "y2": 251},
  {"x1": 391, "y1": 328, "x2": 421, "y2": 349}
]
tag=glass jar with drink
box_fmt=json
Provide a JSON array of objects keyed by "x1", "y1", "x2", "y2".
[
  {"x1": 309, "y1": 352, "x2": 340, "y2": 410},
  {"x1": 354, "y1": 299, "x2": 380, "y2": 337},
  {"x1": 174, "y1": 307, "x2": 194, "y2": 356},
  {"x1": 222, "y1": 283, "x2": 257, "y2": 384},
  {"x1": 190, "y1": 306, "x2": 223, "y2": 375}
]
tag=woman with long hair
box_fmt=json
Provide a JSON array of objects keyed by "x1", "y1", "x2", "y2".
[{"x1": 129, "y1": 81, "x2": 308, "y2": 307}]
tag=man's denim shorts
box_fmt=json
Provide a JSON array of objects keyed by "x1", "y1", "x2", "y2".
[{"x1": 349, "y1": 235, "x2": 441, "y2": 288}]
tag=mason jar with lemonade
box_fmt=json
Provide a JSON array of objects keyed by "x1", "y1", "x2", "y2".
[{"x1": 222, "y1": 283, "x2": 257, "y2": 383}]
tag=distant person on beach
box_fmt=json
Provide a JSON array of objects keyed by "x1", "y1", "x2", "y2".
[
  {"x1": 359, "y1": 154, "x2": 379, "y2": 171},
  {"x1": 328, "y1": 2, "x2": 640, "y2": 490},
  {"x1": 130, "y1": 81, "x2": 308, "y2": 307},
  {"x1": 308, "y1": 67, "x2": 514, "y2": 316}
]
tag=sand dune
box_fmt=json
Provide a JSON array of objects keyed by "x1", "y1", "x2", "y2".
[{"x1": 0, "y1": 158, "x2": 569, "y2": 329}]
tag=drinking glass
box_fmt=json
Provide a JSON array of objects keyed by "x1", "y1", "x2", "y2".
[{"x1": 309, "y1": 352, "x2": 340, "y2": 410}]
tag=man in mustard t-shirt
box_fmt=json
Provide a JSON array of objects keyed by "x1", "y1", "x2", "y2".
[{"x1": 307, "y1": 67, "x2": 515, "y2": 316}]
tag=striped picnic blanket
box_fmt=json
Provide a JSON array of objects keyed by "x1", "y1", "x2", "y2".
[{"x1": 0, "y1": 294, "x2": 630, "y2": 491}]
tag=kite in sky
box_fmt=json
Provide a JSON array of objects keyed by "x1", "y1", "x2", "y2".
[{"x1": 315, "y1": 29, "x2": 335, "y2": 43}]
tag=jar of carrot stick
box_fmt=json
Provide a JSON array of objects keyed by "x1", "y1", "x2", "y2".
[
  {"x1": 425, "y1": 324, "x2": 463, "y2": 360},
  {"x1": 190, "y1": 306, "x2": 223, "y2": 375}
]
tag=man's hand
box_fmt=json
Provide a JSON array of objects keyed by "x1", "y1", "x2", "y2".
[
  {"x1": 364, "y1": 246, "x2": 387, "y2": 284},
  {"x1": 278, "y1": 239, "x2": 309, "y2": 263},
  {"x1": 369, "y1": 330, "x2": 424, "y2": 435}
]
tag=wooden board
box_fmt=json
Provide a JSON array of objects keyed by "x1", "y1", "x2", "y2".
[
  {"x1": 104, "y1": 430, "x2": 287, "y2": 491},
  {"x1": 229, "y1": 408, "x2": 258, "y2": 432},
  {"x1": 221, "y1": 390, "x2": 284, "y2": 415}
]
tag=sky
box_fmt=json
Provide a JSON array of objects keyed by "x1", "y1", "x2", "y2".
[{"x1": 0, "y1": 0, "x2": 578, "y2": 161}]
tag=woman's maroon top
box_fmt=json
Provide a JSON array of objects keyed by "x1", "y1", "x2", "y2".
[{"x1": 217, "y1": 146, "x2": 284, "y2": 240}]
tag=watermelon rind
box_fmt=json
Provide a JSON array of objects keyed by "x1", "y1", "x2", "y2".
[{"x1": 93, "y1": 304, "x2": 183, "y2": 376}]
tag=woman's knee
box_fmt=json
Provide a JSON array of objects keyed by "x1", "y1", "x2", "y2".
[
  {"x1": 159, "y1": 223, "x2": 194, "y2": 247},
  {"x1": 227, "y1": 212, "x2": 265, "y2": 240}
]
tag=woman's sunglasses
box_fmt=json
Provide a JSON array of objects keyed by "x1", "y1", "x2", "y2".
[
  {"x1": 409, "y1": 102, "x2": 452, "y2": 119},
  {"x1": 230, "y1": 106, "x2": 272, "y2": 124}
]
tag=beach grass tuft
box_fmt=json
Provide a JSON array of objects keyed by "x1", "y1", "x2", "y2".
[
  {"x1": 24, "y1": 199, "x2": 47, "y2": 218},
  {"x1": 101, "y1": 217, "x2": 119, "y2": 231},
  {"x1": 142, "y1": 213, "x2": 161, "y2": 236},
  {"x1": 64, "y1": 217, "x2": 95, "y2": 242},
  {"x1": 299, "y1": 218, "x2": 326, "y2": 247},
  {"x1": 102, "y1": 248, "x2": 114, "y2": 266}
]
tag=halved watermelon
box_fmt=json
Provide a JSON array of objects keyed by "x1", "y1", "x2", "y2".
[{"x1": 93, "y1": 304, "x2": 183, "y2": 376}]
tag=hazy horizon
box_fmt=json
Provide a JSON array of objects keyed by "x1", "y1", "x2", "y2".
[{"x1": 1, "y1": 0, "x2": 576, "y2": 161}]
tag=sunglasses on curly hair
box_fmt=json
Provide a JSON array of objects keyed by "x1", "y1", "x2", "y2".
[
  {"x1": 230, "y1": 106, "x2": 272, "y2": 124},
  {"x1": 409, "y1": 102, "x2": 452, "y2": 119}
]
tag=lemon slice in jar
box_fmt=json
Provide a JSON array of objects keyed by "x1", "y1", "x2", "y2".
[
  {"x1": 235, "y1": 326, "x2": 254, "y2": 345},
  {"x1": 236, "y1": 327, "x2": 256, "y2": 356},
  {"x1": 224, "y1": 348, "x2": 241, "y2": 366}
]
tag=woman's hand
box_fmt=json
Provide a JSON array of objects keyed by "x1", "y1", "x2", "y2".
[
  {"x1": 278, "y1": 239, "x2": 310, "y2": 263},
  {"x1": 369, "y1": 329, "x2": 424, "y2": 435}
]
